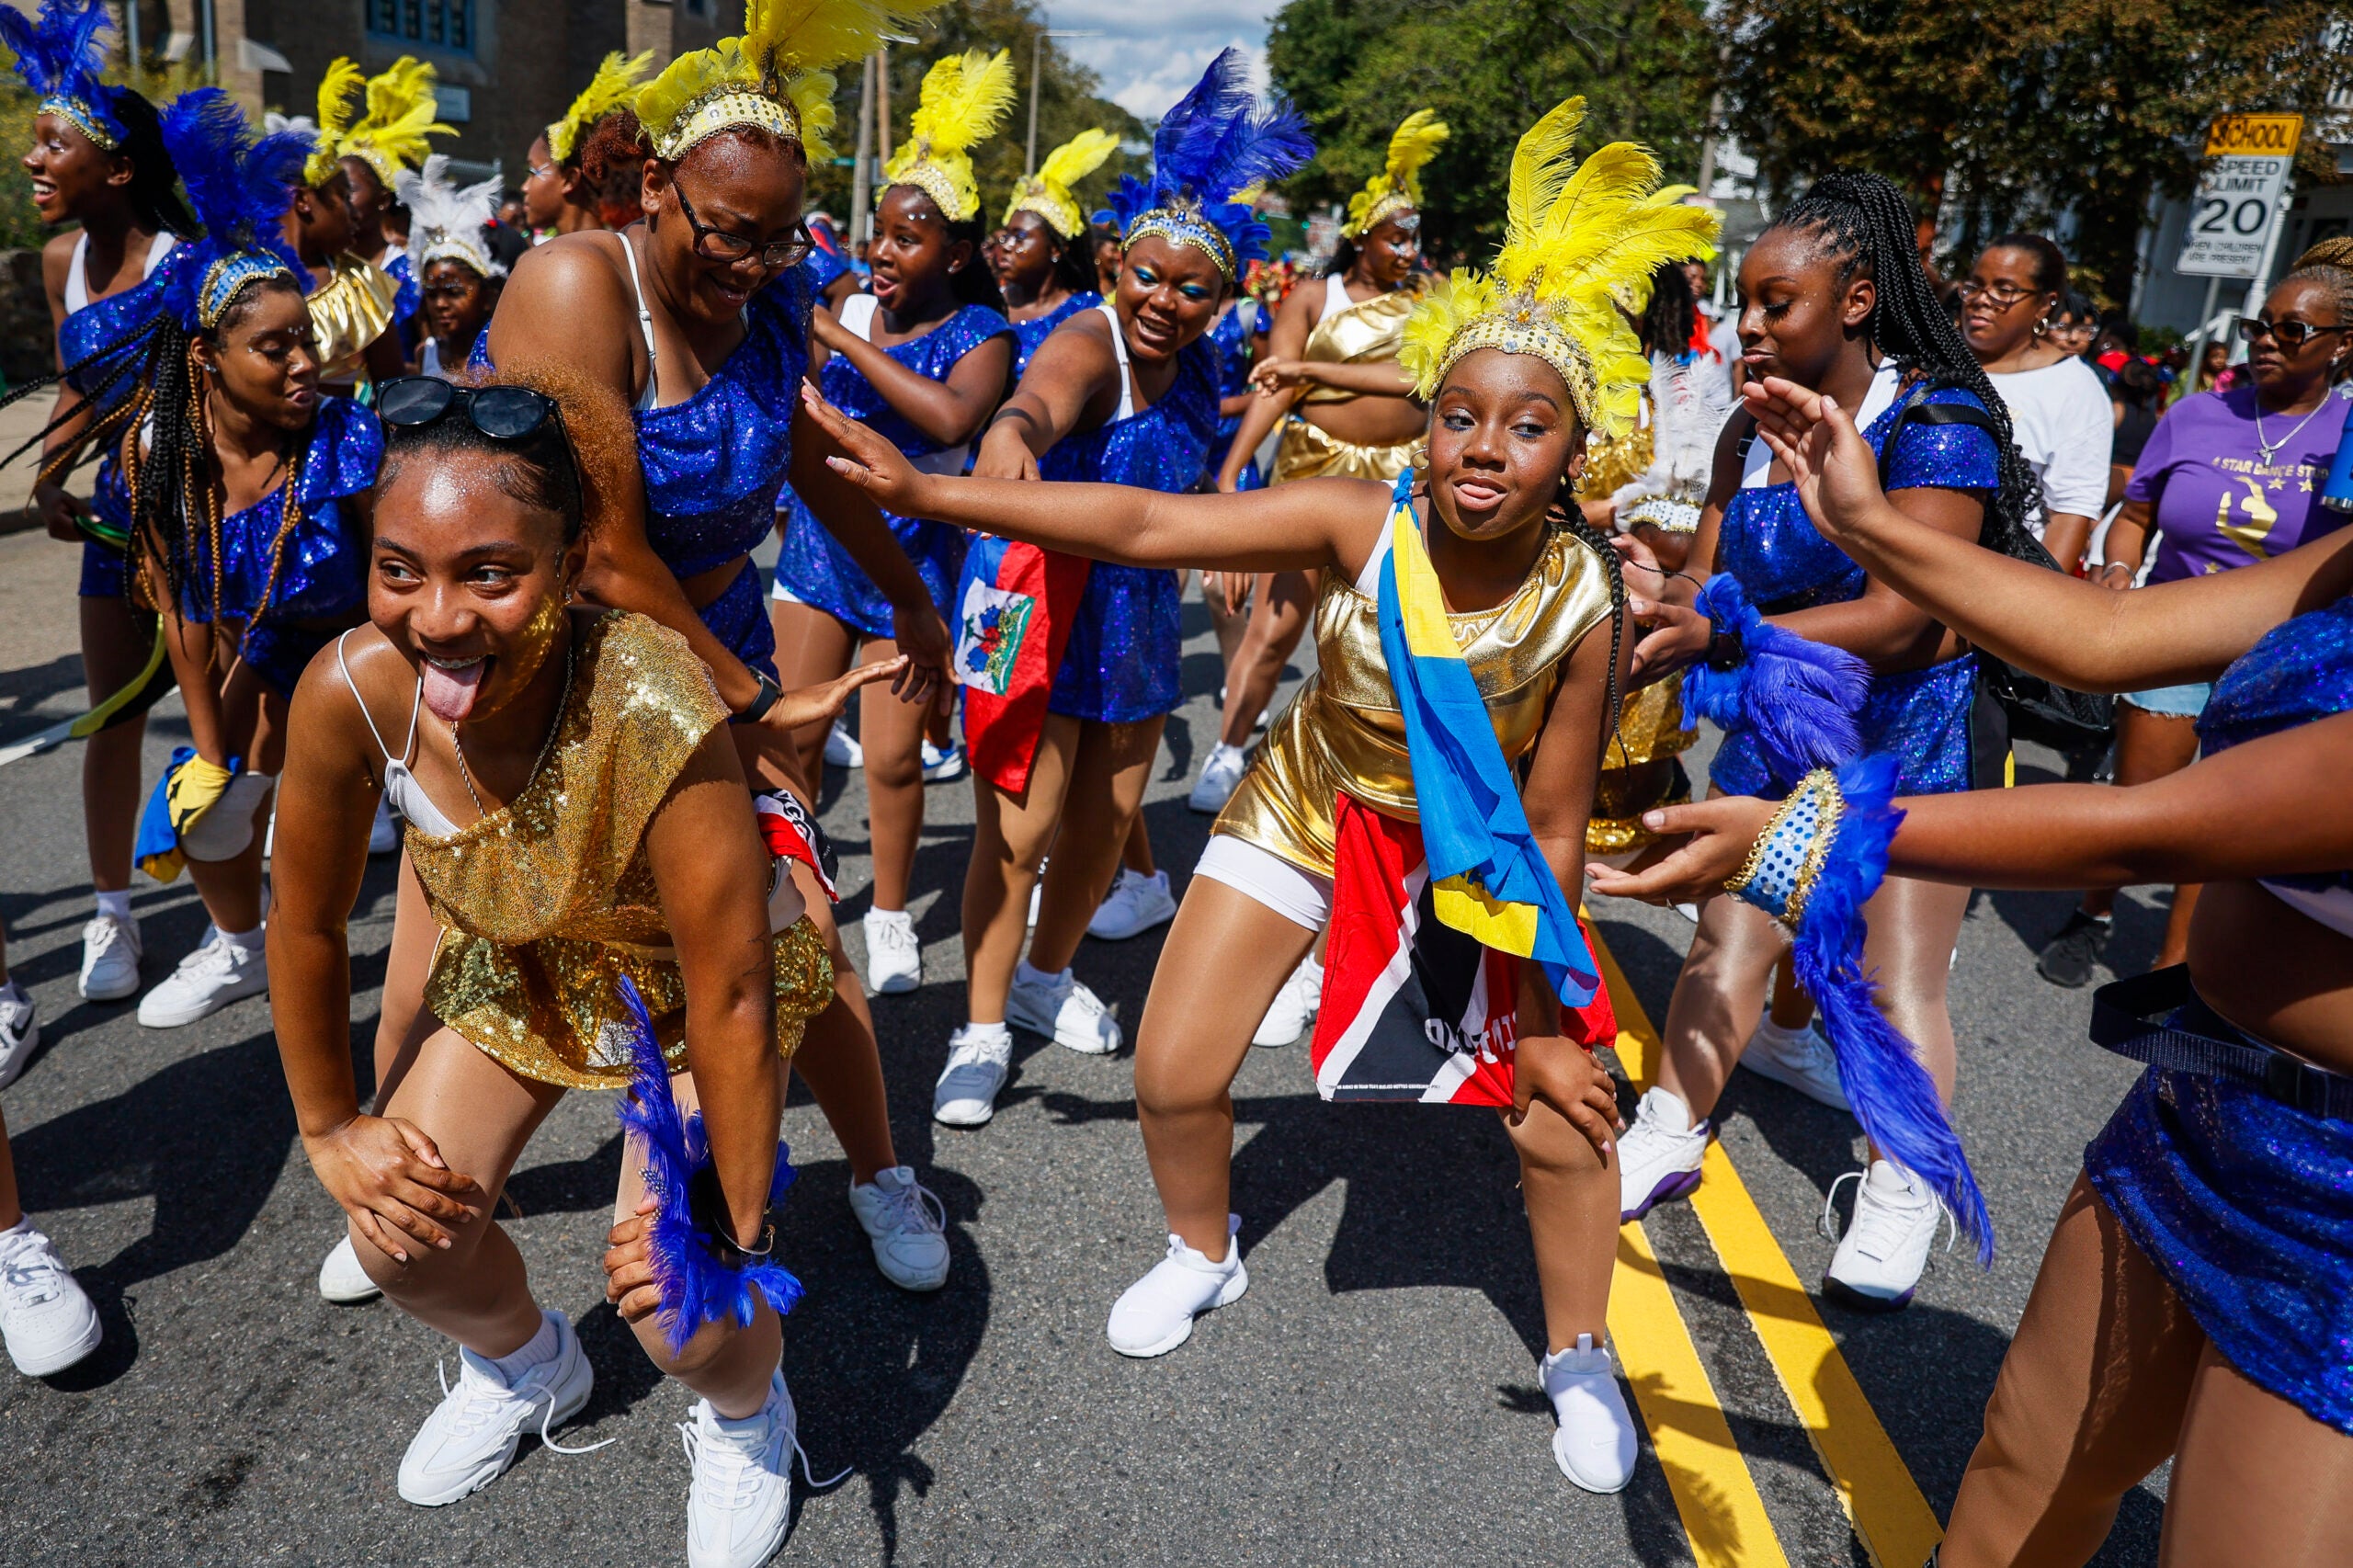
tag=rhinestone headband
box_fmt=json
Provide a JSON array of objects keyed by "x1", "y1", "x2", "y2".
[
  {"x1": 1341, "y1": 188, "x2": 1415, "y2": 241},
  {"x1": 889, "y1": 161, "x2": 971, "y2": 225},
  {"x1": 1122, "y1": 202, "x2": 1235, "y2": 281},
  {"x1": 1432, "y1": 305, "x2": 1600, "y2": 431},
  {"x1": 199, "y1": 252, "x2": 298, "y2": 332},
  {"x1": 43, "y1": 93, "x2": 119, "y2": 153},
  {"x1": 1007, "y1": 181, "x2": 1086, "y2": 241},
  {"x1": 649, "y1": 88, "x2": 796, "y2": 164},
  {"x1": 421, "y1": 235, "x2": 501, "y2": 278}
]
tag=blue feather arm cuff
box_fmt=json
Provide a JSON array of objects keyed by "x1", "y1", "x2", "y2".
[
  {"x1": 1724, "y1": 755, "x2": 1993, "y2": 1262},
  {"x1": 612, "y1": 977, "x2": 805, "y2": 1357},
  {"x1": 1680, "y1": 574, "x2": 1870, "y2": 783}
]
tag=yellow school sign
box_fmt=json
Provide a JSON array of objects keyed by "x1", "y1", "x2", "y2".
[{"x1": 2204, "y1": 113, "x2": 2304, "y2": 159}]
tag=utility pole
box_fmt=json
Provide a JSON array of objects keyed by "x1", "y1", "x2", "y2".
[
  {"x1": 876, "y1": 44, "x2": 892, "y2": 172},
  {"x1": 849, "y1": 51, "x2": 875, "y2": 248},
  {"x1": 1024, "y1": 26, "x2": 1100, "y2": 176}
]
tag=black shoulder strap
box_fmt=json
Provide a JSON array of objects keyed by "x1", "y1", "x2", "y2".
[{"x1": 1875, "y1": 389, "x2": 2001, "y2": 488}]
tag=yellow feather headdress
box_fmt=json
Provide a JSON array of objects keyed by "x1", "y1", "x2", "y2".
[
  {"x1": 299, "y1": 58, "x2": 365, "y2": 187},
  {"x1": 636, "y1": 0, "x2": 941, "y2": 165},
  {"x1": 548, "y1": 50, "x2": 654, "y2": 165},
  {"x1": 882, "y1": 50, "x2": 1017, "y2": 224},
  {"x1": 342, "y1": 56, "x2": 454, "y2": 187},
  {"x1": 1342, "y1": 108, "x2": 1447, "y2": 239},
  {"x1": 1398, "y1": 97, "x2": 1720, "y2": 439},
  {"x1": 1003, "y1": 127, "x2": 1117, "y2": 239}
]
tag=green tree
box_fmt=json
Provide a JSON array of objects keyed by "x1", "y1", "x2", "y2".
[
  {"x1": 1716, "y1": 0, "x2": 2353, "y2": 305},
  {"x1": 1267, "y1": 0, "x2": 1713, "y2": 264}
]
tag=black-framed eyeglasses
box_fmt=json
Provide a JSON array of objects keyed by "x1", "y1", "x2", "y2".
[
  {"x1": 1955, "y1": 279, "x2": 2043, "y2": 308},
  {"x1": 2235, "y1": 315, "x2": 2350, "y2": 352},
  {"x1": 672, "y1": 178, "x2": 813, "y2": 271}
]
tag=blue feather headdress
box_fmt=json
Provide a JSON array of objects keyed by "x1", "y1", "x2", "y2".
[
  {"x1": 1097, "y1": 47, "x2": 1311, "y2": 280},
  {"x1": 155, "y1": 89, "x2": 311, "y2": 333},
  {"x1": 611, "y1": 977, "x2": 805, "y2": 1358},
  {"x1": 0, "y1": 0, "x2": 126, "y2": 151}
]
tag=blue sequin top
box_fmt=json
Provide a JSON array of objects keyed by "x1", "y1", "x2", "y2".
[
  {"x1": 61, "y1": 249, "x2": 178, "y2": 542},
  {"x1": 805, "y1": 244, "x2": 849, "y2": 294},
  {"x1": 386, "y1": 251, "x2": 419, "y2": 323},
  {"x1": 179, "y1": 396, "x2": 382, "y2": 626},
  {"x1": 1008, "y1": 291, "x2": 1100, "y2": 379},
  {"x1": 1711, "y1": 383, "x2": 2000, "y2": 797},
  {"x1": 772, "y1": 301, "x2": 1013, "y2": 638},
  {"x1": 2199, "y1": 594, "x2": 2353, "y2": 896},
  {"x1": 1202, "y1": 302, "x2": 1262, "y2": 489}
]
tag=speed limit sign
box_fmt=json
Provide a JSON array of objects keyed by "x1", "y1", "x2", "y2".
[{"x1": 2177, "y1": 114, "x2": 2303, "y2": 279}]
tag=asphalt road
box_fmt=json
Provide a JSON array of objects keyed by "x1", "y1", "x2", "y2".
[{"x1": 0, "y1": 526, "x2": 2167, "y2": 1566}]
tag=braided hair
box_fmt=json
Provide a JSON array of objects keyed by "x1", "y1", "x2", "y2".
[
  {"x1": 1636, "y1": 258, "x2": 1698, "y2": 360},
  {"x1": 1764, "y1": 171, "x2": 2041, "y2": 561}
]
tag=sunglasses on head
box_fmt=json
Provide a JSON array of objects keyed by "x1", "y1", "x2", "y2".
[{"x1": 379, "y1": 377, "x2": 563, "y2": 440}]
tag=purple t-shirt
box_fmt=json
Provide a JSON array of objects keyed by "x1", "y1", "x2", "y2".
[{"x1": 2127, "y1": 385, "x2": 2350, "y2": 583}]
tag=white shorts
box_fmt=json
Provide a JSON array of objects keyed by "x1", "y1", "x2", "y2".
[{"x1": 1194, "y1": 834, "x2": 1332, "y2": 933}]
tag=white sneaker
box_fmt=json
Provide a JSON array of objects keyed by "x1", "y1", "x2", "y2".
[
  {"x1": 369, "y1": 795, "x2": 401, "y2": 854},
  {"x1": 1617, "y1": 1085, "x2": 1709, "y2": 1221},
  {"x1": 1106, "y1": 1216, "x2": 1247, "y2": 1358},
  {"x1": 396, "y1": 1309, "x2": 602, "y2": 1506},
  {"x1": 1089, "y1": 867, "x2": 1178, "y2": 941},
  {"x1": 847, "y1": 1167, "x2": 949, "y2": 1291},
  {"x1": 1742, "y1": 1017, "x2": 1850, "y2": 1111},
  {"x1": 681, "y1": 1368, "x2": 846, "y2": 1568},
  {"x1": 1187, "y1": 743, "x2": 1250, "y2": 814},
  {"x1": 1823, "y1": 1161, "x2": 1951, "y2": 1312},
  {"x1": 0, "y1": 984, "x2": 38, "y2": 1092},
  {"x1": 317, "y1": 1233, "x2": 383, "y2": 1303},
  {"x1": 860, "y1": 909, "x2": 921, "y2": 994},
  {"x1": 1252, "y1": 956, "x2": 1323, "y2": 1048},
  {"x1": 77, "y1": 912, "x2": 142, "y2": 1002},
  {"x1": 1007, "y1": 967, "x2": 1120, "y2": 1054},
  {"x1": 933, "y1": 1025, "x2": 1012, "y2": 1128},
  {"x1": 919, "y1": 739, "x2": 967, "y2": 783},
  {"x1": 1544, "y1": 1335, "x2": 1639, "y2": 1494},
  {"x1": 824, "y1": 722, "x2": 863, "y2": 769},
  {"x1": 0, "y1": 1223, "x2": 102, "y2": 1376},
  {"x1": 136, "y1": 928, "x2": 267, "y2": 1028}
]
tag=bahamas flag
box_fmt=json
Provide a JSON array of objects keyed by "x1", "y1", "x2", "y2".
[
  {"x1": 957, "y1": 537, "x2": 1090, "y2": 794},
  {"x1": 1370, "y1": 472, "x2": 1606, "y2": 1015}
]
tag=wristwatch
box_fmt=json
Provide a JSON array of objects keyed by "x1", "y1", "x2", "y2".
[{"x1": 729, "y1": 673, "x2": 784, "y2": 725}]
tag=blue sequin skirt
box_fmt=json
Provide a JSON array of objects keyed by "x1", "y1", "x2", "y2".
[
  {"x1": 78, "y1": 457, "x2": 132, "y2": 598},
  {"x1": 2086, "y1": 1061, "x2": 2353, "y2": 1436},
  {"x1": 771, "y1": 493, "x2": 963, "y2": 642},
  {"x1": 1711, "y1": 653, "x2": 1977, "y2": 798},
  {"x1": 236, "y1": 620, "x2": 336, "y2": 700},
  {"x1": 701, "y1": 561, "x2": 779, "y2": 684},
  {"x1": 1049, "y1": 562, "x2": 1182, "y2": 723}
]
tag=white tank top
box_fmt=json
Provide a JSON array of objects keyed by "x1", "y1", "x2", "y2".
[
  {"x1": 63, "y1": 229, "x2": 176, "y2": 313},
  {"x1": 1317, "y1": 274, "x2": 1356, "y2": 328},
  {"x1": 335, "y1": 631, "x2": 462, "y2": 839},
  {"x1": 617, "y1": 230, "x2": 662, "y2": 413},
  {"x1": 1096, "y1": 300, "x2": 1137, "y2": 421}
]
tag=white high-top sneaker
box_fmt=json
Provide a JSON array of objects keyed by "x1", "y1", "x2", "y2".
[
  {"x1": 1616, "y1": 1085, "x2": 1710, "y2": 1221},
  {"x1": 1823, "y1": 1160, "x2": 1951, "y2": 1312}
]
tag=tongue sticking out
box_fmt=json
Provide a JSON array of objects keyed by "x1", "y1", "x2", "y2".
[{"x1": 421, "y1": 658, "x2": 486, "y2": 722}]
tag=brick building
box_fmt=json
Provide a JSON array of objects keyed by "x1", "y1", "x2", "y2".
[{"x1": 122, "y1": 0, "x2": 744, "y2": 181}]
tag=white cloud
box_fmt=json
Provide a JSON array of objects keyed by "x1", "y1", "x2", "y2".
[{"x1": 1045, "y1": 2, "x2": 1281, "y2": 121}]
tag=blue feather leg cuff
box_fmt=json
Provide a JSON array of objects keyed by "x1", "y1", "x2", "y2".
[
  {"x1": 1679, "y1": 574, "x2": 1870, "y2": 784},
  {"x1": 612, "y1": 977, "x2": 804, "y2": 1358},
  {"x1": 1725, "y1": 755, "x2": 1992, "y2": 1262}
]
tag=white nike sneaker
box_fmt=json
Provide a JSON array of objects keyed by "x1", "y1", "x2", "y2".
[
  {"x1": 847, "y1": 1167, "x2": 949, "y2": 1291},
  {"x1": 0, "y1": 1223, "x2": 102, "y2": 1376},
  {"x1": 1187, "y1": 743, "x2": 1250, "y2": 814},
  {"x1": 1742, "y1": 1017, "x2": 1850, "y2": 1111},
  {"x1": 680, "y1": 1368, "x2": 845, "y2": 1568},
  {"x1": 1006, "y1": 967, "x2": 1120, "y2": 1054},
  {"x1": 824, "y1": 722, "x2": 863, "y2": 769},
  {"x1": 1617, "y1": 1085, "x2": 1709, "y2": 1221},
  {"x1": 1252, "y1": 957, "x2": 1323, "y2": 1048},
  {"x1": 397, "y1": 1309, "x2": 603, "y2": 1506},
  {"x1": 1544, "y1": 1335, "x2": 1639, "y2": 1494},
  {"x1": 919, "y1": 739, "x2": 967, "y2": 783},
  {"x1": 0, "y1": 983, "x2": 39, "y2": 1092},
  {"x1": 860, "y1": 909, "x2": 921, "y2": 995},
  {"x1": 76, "y1": 912, "x2": 142, "y2": 1003},
  {"x1": 1107, "y1": 1216, "x2": 1247, "y2": 1358},
  {"x1": 137, "y1": 928, "x2": 267, "y2": 1028},
  {"x1": 317, "y1": 1234, "x2": 383, "y2": 1303},
  {"x1": 1088, "y1": 867, "x2": 1178, "y2": 941},
  {"x1": 933, "y1": 1025, "x2": 1012, "y2": 1128},
  {"x1": 1823, "y1": 1160, "x2": 1951, "y2": 1312}
]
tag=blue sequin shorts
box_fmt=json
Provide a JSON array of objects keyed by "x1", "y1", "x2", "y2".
[
  {"x1": 80, "y1": 538, "x2": 129, "y2": 598},
  {"x1": 1712, "y1": 653, "x2": 1977, "y2": 799},
  {"x1": 2086, "y1": 1055, "x2": 2353, "y2": 1436},
  {"x1": 1048, "y1": 562, "x2": 1183, "y2": 724},
  {"x1": 234, "y1": 620, "x2": 337, "y2": 701},
  {"x1": 702, "y1": 561, "x2": 779, "y2": 684}
]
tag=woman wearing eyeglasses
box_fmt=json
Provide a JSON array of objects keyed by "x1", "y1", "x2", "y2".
[
  {"x1": 1958, "y1": 234, "x2": 2113, "y2": 574},
  {"x1": 2033, "y1": 260, "x2": 2353, "y2": 990},
  {"x1": 475, "y1": 6, "x2": 963, "y2": 1305}
]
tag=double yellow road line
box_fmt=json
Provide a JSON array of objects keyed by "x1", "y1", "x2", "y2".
[{"x1": 1590, "y1": 930, "x2": 1944, "y2": 1568}]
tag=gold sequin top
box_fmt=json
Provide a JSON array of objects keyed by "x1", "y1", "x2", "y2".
[
  {"x1": 308, "y1": 252, "x2": 400, "y2": 386},
  {"x1": 1298, "y1": 285, "x2": 1417, "y2": 405},
  {"x1": 407, "y1": 611, "x2": 833, "y2": 1089},
  {"x1": 1215, "y1": 519, "x2": 1618, "y2": 877}
]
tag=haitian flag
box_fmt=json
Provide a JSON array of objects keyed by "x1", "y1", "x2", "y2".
[
  {"x1": 957, "y1": 536, "x2": 1090, "y2": 794},
  {"x1": 1311, "y1": 793, "x2": 1616, "y2": 1106}
]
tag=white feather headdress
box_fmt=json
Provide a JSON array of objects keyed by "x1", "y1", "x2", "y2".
[{"x1": 398, "y1": 154, "x2": 506, "y2": 280}]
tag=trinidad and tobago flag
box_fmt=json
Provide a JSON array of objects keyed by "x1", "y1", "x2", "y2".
[
  {"x1": 755, "y1": 791, "x2": 837, "y2": 903},
  {"x1": 1310, "y1": 793, "x2": 1617, "y2": 1107},
  {"x1": 957, "y1": 537, "x2": 1091, "y2": 794}
]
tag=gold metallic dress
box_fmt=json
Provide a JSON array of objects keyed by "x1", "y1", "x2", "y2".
[
  {"x1": 1215, "y1": 523, "x2": 1617, "y2": 876},
  {"x1": 308, "y1": 252, "x2": 401, "y2": 388},
  {"x1": 406, "y1": 612, "x2": 834, "y2": 1090},
  {"x1": 1269, "y1": 285, "x2": 1424, "y2": 485},
  {"x1": 1575, "y1": 402, "x2": 1694, "y2": 853}
]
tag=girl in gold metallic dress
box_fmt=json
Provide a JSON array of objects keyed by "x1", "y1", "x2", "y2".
[
  {"x1": 811, "y1": 97, "x2": 1717, "y2": 1497},
  {"x1": 266, "y1": 365, "x2": 894, "y2": 1560}
]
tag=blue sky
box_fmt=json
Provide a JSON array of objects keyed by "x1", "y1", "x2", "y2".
[{"x1": 1042, "y1": 1, "x2": 1281, "y2": 119}]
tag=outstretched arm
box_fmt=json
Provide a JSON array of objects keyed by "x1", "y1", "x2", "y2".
[
  {"x1": 1217, "y1": 280, "x2": 1315, "y2": 492},
  {"x1": 1743, "y1": 375, "x2": 2353, "y2": 689}
]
